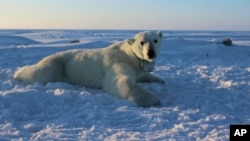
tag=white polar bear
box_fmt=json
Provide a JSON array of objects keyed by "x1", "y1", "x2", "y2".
[{"x1": 14, "y1": 31, "x2": 164, "y2": 107}]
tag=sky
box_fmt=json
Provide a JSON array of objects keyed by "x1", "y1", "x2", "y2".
[{"x1": 1, "y1": 0, "x2": 250, "y2": 31}]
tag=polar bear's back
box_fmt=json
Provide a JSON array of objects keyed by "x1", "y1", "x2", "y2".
[
  {"x1": 64, "y1": 43, "x2": 129, "y2": 88},
  {"x1": 64, "y1": 49, "x2": 107, "y2": 88}
]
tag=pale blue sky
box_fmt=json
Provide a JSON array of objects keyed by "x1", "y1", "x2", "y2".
[{"x1": 1, "y1": 0, "x2": 250, "y2": 30}]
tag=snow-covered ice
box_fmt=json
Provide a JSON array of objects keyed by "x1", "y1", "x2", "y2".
[{"x1": 0, "y1": 30, "x2": 249, "y2": 140}]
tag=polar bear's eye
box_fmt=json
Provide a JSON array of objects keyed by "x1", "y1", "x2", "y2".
[
  {"x1": 154, "y1": 39, "x2": 158, "y2": 44},
  {"x1": 140, "y1": 41, "x2": 144, "y2": 46}
]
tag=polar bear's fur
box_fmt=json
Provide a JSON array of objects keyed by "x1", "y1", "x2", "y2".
[{"x1": 14, "y1": 31, "x2": 164, "y2": 107}]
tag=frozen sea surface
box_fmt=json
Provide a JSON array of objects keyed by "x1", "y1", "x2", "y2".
[{"x1": 0, "y1": 30, "x2": 250, "y2": 140}]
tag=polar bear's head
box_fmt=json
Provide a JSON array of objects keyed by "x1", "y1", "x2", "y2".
[{"x1": 127, "y1": 31, "x2": 163, "y2": 62}]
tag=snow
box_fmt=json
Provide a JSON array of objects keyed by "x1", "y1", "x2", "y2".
[{"x1": 0, "y1": 29, "x2": 250, "y2": 140}]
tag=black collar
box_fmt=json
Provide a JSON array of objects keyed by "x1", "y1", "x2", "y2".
[{"x1": 140, "y1": 59, "x2": 155, "y2": 72}]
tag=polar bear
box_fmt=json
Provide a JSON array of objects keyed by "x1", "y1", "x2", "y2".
[{"x1": 14, "y1": 31, "x2": 164, "y2": 107}]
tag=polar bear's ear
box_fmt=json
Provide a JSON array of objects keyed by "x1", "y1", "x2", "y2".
[
  {"x1": 157, "y1": 31, "x2": 163, "y2": 38},
  {"x1": 126, "y1": 38, "x2": 135, "y2": 45}
]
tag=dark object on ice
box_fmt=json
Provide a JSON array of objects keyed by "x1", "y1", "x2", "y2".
[
  {"x1": 69, "y1": 39, "x2": 80, "y2": 43},
  {"x1": 222, "y1": 38, "x2": 232, "y2": 46}
]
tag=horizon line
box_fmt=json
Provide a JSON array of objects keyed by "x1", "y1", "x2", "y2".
[{"x1": 0, "y1": 28, "x2": 250, "y2": 32}]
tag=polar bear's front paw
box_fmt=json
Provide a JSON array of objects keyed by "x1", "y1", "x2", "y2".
[
  {"x1": 156, "y1": 78, "x2": 165, "y2": 84},
  {"x1": 135, "y1": 94, "x2": 161, "y2": 108},
  {"x1": 138, "y1": 74, "x2": 165, "y2": 84}
]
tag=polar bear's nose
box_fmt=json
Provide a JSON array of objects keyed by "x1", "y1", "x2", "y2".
[{"x1": 148, "y1": 49, "x2": 155, "y2": 59}]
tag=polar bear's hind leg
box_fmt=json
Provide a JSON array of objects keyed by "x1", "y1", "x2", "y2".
[{"x1": 14, "y1": 56, "x2": 65, "y2": 84}]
